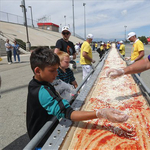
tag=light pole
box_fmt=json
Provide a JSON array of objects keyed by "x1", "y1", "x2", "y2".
[
  {"x1": 124, "y1": 25, "x2": 127, "y2": 43},
  {"x1": 28, "y1": 6, "x2": 34, "y2": 28},
  {"x1": 20, "y1": 0, "x2": 31, "y2": 51},
  {"x1": 72, "y1": 0, "x2": 75, "y2": 36},
  {"x1": 59, "y1": 24, "x2": 62, "y2": 32},
  {"x1": 64, "y1": 15, "x2": 66, "y2": 26},
  {"x1": 83, "y1": 3, "x2": 86, "y2": 40}
]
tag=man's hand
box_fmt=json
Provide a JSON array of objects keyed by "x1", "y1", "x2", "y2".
[
  {"x1": 106, "y1": 68, "x2": 124, "y2": 78},
  {"x1": 96, "y1": 108, "x2": 129, "y2": 123}
]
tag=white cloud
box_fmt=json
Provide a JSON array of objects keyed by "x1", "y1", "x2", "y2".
[{"x1": 121, "y1": 10, "x2": 127, "y2": 16}]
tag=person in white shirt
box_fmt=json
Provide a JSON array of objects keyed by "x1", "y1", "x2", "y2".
[
  {"x1": 5, "y1": 39, "x2": 13, "y2": 64},
  {"x1": 75, "y1": 42, "x2": 80, "y2": 55}
]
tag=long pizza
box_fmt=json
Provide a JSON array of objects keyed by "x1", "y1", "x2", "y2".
[{"x1": 67, "y1": 44, "x2": 150, "y2": 150}]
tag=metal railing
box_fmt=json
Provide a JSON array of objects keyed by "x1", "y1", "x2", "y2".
[
  {"x1": 0, "y1": 11, "x2": 84, "y2": 40},
  {"x1": 0, "y1": 11, "x2": 38, "y2": 27}
]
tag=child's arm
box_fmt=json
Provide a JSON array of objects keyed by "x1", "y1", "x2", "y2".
[
  {"x1": 71, "y1": 111, "x2": 96, "y2": 121},
  {"x1": 70, "y1": 108, "x2": 129, "y2": 123},
  {"x1": 71, "y1": 80, "x2": 78, "y2": 88},
  {"x1": 39, "y1": 86, "x2": 128, "y2": 123}
]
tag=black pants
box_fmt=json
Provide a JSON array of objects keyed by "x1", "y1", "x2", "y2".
[{"x1": 7, "y1": 51, "x2": 12, "y2": 62}]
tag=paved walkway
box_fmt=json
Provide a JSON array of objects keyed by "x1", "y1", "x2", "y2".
[{"x1": 0, "y1": 44, "x2": 150, "y2": 150}]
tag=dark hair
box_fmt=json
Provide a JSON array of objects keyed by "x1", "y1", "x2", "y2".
[{"x1": 30, "y1": 47, "x2": 60, "y2": 73}]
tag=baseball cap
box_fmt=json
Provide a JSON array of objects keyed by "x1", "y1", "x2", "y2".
[
  {"x1": 62, "y1": 26, "x2": 70, "y2": 32},
  {"x1": 87, "y1": 34, "x2": 94, "y2": 39},
  {"x1": 127, "y1": 32, "x2": 136, "y2": 40},
  {"x1": 120, "y1": 40, "x2": 123, "y2": 44}
]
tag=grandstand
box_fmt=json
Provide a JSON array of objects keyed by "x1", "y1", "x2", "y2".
[{"x1": 0, "y1": 11, "x2": 84, "y2": 56}]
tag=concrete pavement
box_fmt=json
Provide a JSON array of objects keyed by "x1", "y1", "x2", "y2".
[{"x1": 0, "y1": 44, "x2": 150, "y2": 150}]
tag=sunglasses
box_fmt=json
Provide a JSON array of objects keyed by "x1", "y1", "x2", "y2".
[{"x1": 62, "y1": 32, "x2": 70, "y2": 35}]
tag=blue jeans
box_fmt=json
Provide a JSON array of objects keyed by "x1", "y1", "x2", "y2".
[{"x1": 13, "y1": 50, "x2": 20, "y2": 62}]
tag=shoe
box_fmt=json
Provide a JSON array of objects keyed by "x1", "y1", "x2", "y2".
[{"x1": 8, "y1": 62, "x2": 11, "y2": 65}]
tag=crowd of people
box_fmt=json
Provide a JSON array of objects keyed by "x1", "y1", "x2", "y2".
[
  {"x1": 95, "y1": 41, "x2": 111, "y2": 59},
  {"x1": 2, "y1": 26, "x2": 150, "y2": 148},
  {"x1": 26, "y1": 26, "x2": 130, "y2": 148},
  {"x1": 27, "y1": 46, "x2": 128, "y2": 147}
]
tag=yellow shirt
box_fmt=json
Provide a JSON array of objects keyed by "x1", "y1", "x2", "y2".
[
  {"x1": 80, "y1": 41, "x2": 92, "y2": 65},
  {"x1": 100, "y1": 45, "x2": 104, "y2": 51},
  {"x1": 95, "y1": 43, "x2": 98, "y2": 48},
  {"x1": 131, "y1": 39, "x2": 144, "y2": 61},
  {"x1": 106, "y1": 43, "x2": 111, "y2": 49},
  {"x1": 119, "y1": 44, "x2": 125, "y2": 55}
]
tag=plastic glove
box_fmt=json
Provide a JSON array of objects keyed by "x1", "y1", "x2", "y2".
[
  {"x1": 129, "y1": 60, "x2": 135, "y2": 65},
  {"x1": 96, "y1": 108, "x2": 129, "y2": 123},
  {"x1": 106, "y1": 68, "x2": 124, "y2": 79}
]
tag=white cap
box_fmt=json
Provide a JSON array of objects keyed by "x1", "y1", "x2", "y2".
[
  {"x1": 62, "y1": 26, "x2": 70, "y2": 32},
  {"x1": 87, "y1": 34, "x2": 94, "y2": 39},
  {"x1": 127, "y1": 32, "x2": 136, "y2": 40},
  {"x1": 120, "y1": 40, "x2": 123, "y2": 44},
  {"x1": 101, "y1": 42, "x2": 104, "y2": 45}
]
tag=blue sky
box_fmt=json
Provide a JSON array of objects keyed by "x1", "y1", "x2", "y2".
[{"x1": 1, "y1": 0, "x2": 150, "y2": 41}]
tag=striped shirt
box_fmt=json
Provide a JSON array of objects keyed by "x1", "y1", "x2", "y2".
[{"x1": 56, "y1": 67, "x2": 75, "y2": 84}]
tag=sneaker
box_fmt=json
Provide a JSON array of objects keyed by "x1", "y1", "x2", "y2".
[{"x1": 8, "y1": 62, "x2": 11, "y2": 65}]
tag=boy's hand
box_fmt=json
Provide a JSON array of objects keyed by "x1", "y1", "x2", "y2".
[
  {"x1": 106, "y1": 68, "x2": 124, "y2": 78},
  {"x1": 96, "y1": 108, "x2": 129, "y2": 123}
]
